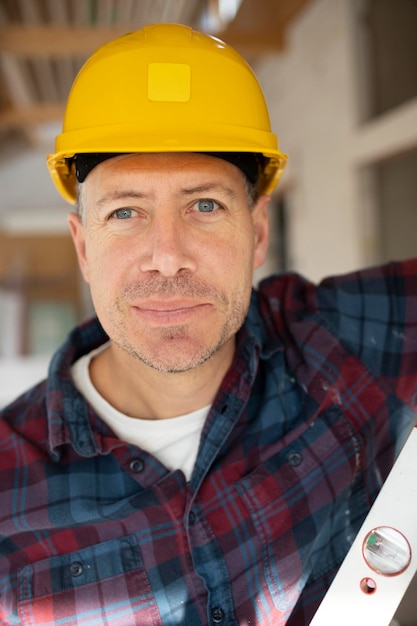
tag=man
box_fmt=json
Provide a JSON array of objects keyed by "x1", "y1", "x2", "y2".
[{"x1": 0, "y1": 23, "x2": 416, "y2": 626}]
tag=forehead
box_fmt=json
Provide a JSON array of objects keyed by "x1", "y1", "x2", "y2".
[{"x1": 86, "y1": 152, "x2": 246, "y2": 188}]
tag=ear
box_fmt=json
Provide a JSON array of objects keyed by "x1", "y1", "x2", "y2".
[
  {"x1": 67, "y1": 212, "x2": 90, "y2": 283},
  {"x1": 252, "y1": 194, "x2": 270, "y2": 269}
]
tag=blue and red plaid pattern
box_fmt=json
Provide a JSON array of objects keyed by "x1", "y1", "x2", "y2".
[{"x1": 1, "y1": 259, "x2": 417, "y2": 625}]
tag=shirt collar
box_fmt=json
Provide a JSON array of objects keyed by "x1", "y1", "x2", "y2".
[
  {"x1": 45, "y1": 289, "x2": 283, "y2": 458},
  {"x1": 243, "y1": 288, "x2": 284, "y2": 359},
  {"x1": 46, "y1": 317, "x2": 109, "y2": 459}
]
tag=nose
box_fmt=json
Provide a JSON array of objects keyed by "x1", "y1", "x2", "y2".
[{"x1": 139, "y1": 213, "x2": 197, "y2": 277}]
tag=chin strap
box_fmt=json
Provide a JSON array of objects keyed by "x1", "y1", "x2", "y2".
[{"x1": 310, "y1": 425, "x2": 417, "y2": 626}]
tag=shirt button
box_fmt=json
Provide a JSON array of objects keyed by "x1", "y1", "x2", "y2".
[
  {"x1": 211, "y1": 607, "x2": 225, "y2": 623},
  {"x1": 129, "y1": 458, "x2": 144, "y2": 473},
  {"x1": 189, "y1": 511, "x2": 196, "y2": 525},
  {"x1": 69, "y1": 561, "x2": 83, "y2": 577},
  {"x1": 287, "y1": 451, "x2": 303, "y2": 467}
]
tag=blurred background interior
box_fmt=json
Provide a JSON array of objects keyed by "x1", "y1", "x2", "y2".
[{"x1": 0, "y1": 1, "x2": 417, "y2": 622}]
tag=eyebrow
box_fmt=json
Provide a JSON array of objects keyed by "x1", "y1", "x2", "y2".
[
  {"x1": 179, "y1": 183, "x2": 238, "y2": 199},
  {"x1": 96, "y1": 182, "x2": 238, "y2": 208},
  {"x1": 96, "y1": 190, "x2": 148, "y2": 208}
]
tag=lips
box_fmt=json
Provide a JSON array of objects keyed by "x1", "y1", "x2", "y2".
[{"x1": 132, "y1": 301, "x2": 212, "y2": 324}]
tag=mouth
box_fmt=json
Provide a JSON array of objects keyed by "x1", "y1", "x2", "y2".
[{"x1": 132, "y1": 301, "x2": 212, "y2": 324}]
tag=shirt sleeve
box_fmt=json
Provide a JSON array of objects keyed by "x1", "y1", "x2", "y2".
[{"x1": 315, "y1": 258, "x2": 417, "y2": 410}]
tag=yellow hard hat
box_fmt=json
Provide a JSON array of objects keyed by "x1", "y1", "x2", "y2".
[{"x1": 47, "y1": 23, "x2": 288, "y2": 204}]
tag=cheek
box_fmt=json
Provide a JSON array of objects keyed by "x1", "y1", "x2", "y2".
[
  {"x1": 83, "y1": 236, "x2": 129, "y2": 296},
  {"x1": 83, "y1": 225, "x2": 255, "y2": 297},
  {"x1": 211, "y1": 232, "x2": 254, "y2": 288},
  {"x1": 228, "y1": 226, "x2": 255, "y2": 266}
]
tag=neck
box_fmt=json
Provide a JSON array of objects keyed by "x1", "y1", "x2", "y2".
[{"x1": 89, "y1": 339, "x2": 235, "y2": 420}]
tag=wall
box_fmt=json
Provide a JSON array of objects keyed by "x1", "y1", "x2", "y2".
[
  {"x1": 376, "y1": 149, "x2": 417, "y2": 262},
  {"x1": 0, "y1": 146, "x2": 78, "y2": 403},
  {"x1": 0, "y1": 355, "x2": 49, "y2": 407},
  {"x1": 254, "y1": 0, "x2": 417, "y2": 282}
]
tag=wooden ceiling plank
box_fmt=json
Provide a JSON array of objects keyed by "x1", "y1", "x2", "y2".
[
  {"x1": 0, "y1": 22, "x2": 288, "y2": 57},
  {"x1": 1, "y1": 56, "x2": 36, "y2": 108},
  {"x1": 32, "y1": 57, "x2": 60, "y2": 102},
  {"x1": 144, "y1": 0, "x2": 160, "y2": 25},
  {"x1": 114, "y1": 0, "x2": 135, "y2": 24},
  {"x1": 0, "y1": 102, "x2": 65, "y2": 130},
  {"x1": 130, "y1": 0, "x2": 143, "y2": 24},
  {"x1": 0, "y1": 25, "x2": 138, "y2": 56},
  {"x1": 46, "y1": 0, "x2": 73, "y2": 103},
  {"x1": 17, "y1": 0, "x2": 61, "y2": 103},
  {"x1": 96, "y1": 0, "x2": 115, "y2": 25},
  {"x1": 17, "y1": 0, "x2": 40, "y2": 24},
  {"x1": 54, "y1": 57, "x2": 75, "y2": 101},
  {"x1": 162, "y1": 0, "x2": 188, "y2": 22},
  {"x1": 47, "y1": 0, "x2": 69, "y2": 24},
  {"x1": 73, "y1": 0, "x2": 90, "y2": 26},
  {"x1": 0, "y1": 2, "x2": 7, "y2": 24},
  {"x1": 176, "y1": 0, "x2": 205, "y2": 24}
]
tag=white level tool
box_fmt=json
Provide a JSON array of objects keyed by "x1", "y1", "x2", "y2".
[{"x1": 310, "y1": 426, "x2": 417, "y2": 626}]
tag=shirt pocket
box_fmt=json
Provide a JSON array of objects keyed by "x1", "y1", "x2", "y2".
[
  {"x1": 235, "y1": 408, "x2": 362, "y2": 613},
  {"x1": 18, "y1": 535, "x2": 161, "y2": 626}
]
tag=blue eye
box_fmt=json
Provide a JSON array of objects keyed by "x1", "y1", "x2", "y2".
[
  {"x1": 197, "y1": 199, "x2": 216, "y2": 213},
  {"x1": 113, "y1": 208, "x2": 133, "y2": 219}
]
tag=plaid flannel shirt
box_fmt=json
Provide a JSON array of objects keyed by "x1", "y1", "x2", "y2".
[{"x1": 1, "y1": 260, "x2": 417, "y2": 625}]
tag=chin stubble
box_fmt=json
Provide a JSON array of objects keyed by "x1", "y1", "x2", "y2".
[{"x1": 107, "y1": 275, "x2": 250, "y2": 373}]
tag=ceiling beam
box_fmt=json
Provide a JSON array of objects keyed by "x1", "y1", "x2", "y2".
[
  {"x1": 0, "y1": 26, "x2": 132, "y2": 57},
  {"x1": 0, "y1": 0, "x2": 315, "y2": 133},
  {"x1": 0, "y1": 22, "x2": 285, "y2": 58},
  {"x1": 0, "y1": 103, "x2": 65, "y2": 130},
  {"x1": 0, "y1": 0, "x2": 313, "y2": 58}
]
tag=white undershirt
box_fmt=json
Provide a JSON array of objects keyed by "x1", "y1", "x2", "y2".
[{"x1": 71, "y1": 344, "x2": 210, "y2": 481}]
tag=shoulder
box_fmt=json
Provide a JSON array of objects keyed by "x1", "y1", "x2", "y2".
[
  {"x1": 317, "y1": 258, "x2": 417, "y2": 294},
  {"x1": 257, "y1": 258, "x2": 417, "y2": 315},
  {"x1": 0, "y1": 379, "x2": 49, "y2": 452}
]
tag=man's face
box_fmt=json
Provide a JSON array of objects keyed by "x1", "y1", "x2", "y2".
[{"x1": 68, "y1": 152, "x2": 270, "y2": 373}]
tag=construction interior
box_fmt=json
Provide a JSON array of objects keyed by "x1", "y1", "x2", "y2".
[{"x1": 0, "y1": 1, "x2": 416, "y2": 623}]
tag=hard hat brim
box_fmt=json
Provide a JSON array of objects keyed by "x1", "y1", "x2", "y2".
[{"x1": 48, "y1": 121, "x2": 287, "y2": 204}]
